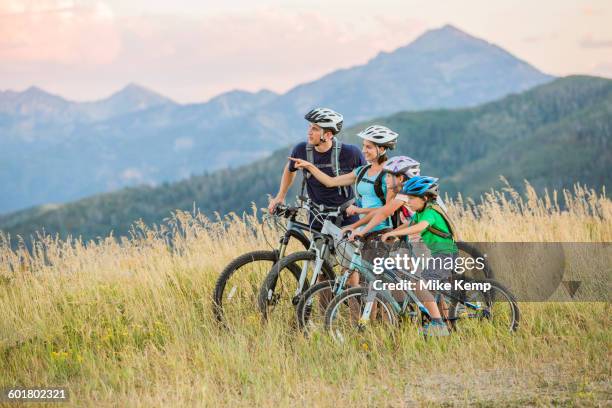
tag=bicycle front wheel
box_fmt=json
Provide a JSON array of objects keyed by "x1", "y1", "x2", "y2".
[
  {"x1": 258, "y1": 251, "x2": 335, "y2": 324},
  {"x1": 296, "y1": 279, "x2": 337, "y2": 334},
  {"x1": 324, "y1": 287, "x2": 397, "y2": 344}
]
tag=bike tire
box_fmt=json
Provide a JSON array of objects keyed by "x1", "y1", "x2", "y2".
[
  {"x1": 296, "y1": 280, "x2": 335, "y2": 332},
  {"x1": 448, "y1": 278, "x2": 520, "y2": 333},
  {"x1": 212, "y1": 229, "x2": 311, "y2": 326},
  {"x1": 258, "y1": 250, "x2": 335, "y2": 321},
  {"x1": 324, "y1": 286, "x2": 398, "y2": 344},
  {"x1": 213, "y1": 250, "x2": 304, "y2": 327}
]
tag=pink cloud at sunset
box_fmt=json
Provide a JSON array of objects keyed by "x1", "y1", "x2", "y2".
[
  {"x1": 0, "y1": 0, "x2": 120, "y2": 64},
  {"x1": 0, "y1": 1, "x2": 428, "y2": 101},
  {"x1": 0, "y1": 0, "x2": 611, "y2": 102}
]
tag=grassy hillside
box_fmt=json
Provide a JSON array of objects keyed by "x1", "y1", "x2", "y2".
[
  {"x1": 1, "y1": 75, "x2": 610, "y2": 241},
  {"x1": 1, "y1": 188, "x2": 610, "y2": 405}
]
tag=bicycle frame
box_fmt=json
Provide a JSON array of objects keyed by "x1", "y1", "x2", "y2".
[
  {"x1": 358, "y1": 265, "x2": 488, "y2": 323},
  {"x1": 325, "y1": 240, "x2": 488, "y2": 324},
  {"x1": 271, "y1": 198, "x2": 323, "y2": 260},
  {"x1": 278, "y1": 218, "x2": 312, "y2": 258},
  {"x1": 290, "y1": 205, "x2": 349, "y2": 302}
]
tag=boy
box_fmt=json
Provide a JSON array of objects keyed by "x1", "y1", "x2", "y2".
[{"x1": 378, "y1": 175, "x2": 458, "y2": 337}]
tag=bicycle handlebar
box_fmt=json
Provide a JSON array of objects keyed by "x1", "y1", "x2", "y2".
[
  {"x1": 265, "y1": 196, "x2": 354, "y2": 225},
  {"x1": 270, "y1": 203, "x2": 299, "y2": 218},
  {"x1": 298, "y1": 195, "x2": 354, "y2": 214}
]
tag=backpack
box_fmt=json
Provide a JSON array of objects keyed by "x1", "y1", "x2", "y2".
[
  {"x1": 355, "y1": 164, "x2": 408, "y2": 229},
  {"x1": 422, "y1": 202, "x2": 460, "y2": 241},
  {"x1": 301, "y1": 138, "x2": 350, "y2": 198},
  {"x1": 354, "y1": 164, "x2": 386, "y2": 203}
]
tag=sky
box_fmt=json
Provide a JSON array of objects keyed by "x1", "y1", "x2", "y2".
[{"x1": 1, "y1": 0, "x2": 611, "y2": 103}]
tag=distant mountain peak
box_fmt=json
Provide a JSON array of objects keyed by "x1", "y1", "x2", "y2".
[
  {"x1": 438, "y1": 23, "x2": 466, "y2": 34},
  {"x1": 107, "y1": 83, "x2": 175, "y2": 105},
  {"x1": 202, "y1": 88, "x2": 279, "y2": 117},
  {"x1": 208, "y1": 88, "x2": 277, "y2": 102},
  {"x1": 124, "y1": 82, "x2": 143, "y2": 90},
  {"x1": 21, "y1": 86, "x2": 65, "y2": 100},
  {"x1": 368, "y1": 24, "x2": 486, "y2": 63},
  {"x1": 117, "y1": 82, "x2": 154, "y2": 95},
  {"x1": 0, "y1": 86, "x2": 68, "y2": 111},
  {"x1": 116, "y1": 83, "x2": 143, "y2": 95},
  {"x1": 24, "y1": 85, "x2": 46, "y2": 94},
  {"x1": 409, "y1": 24, "x2": 487, "y2": 48},
  {"x1": 254, "y1": 89, "x2": 277, "y2": 97}
]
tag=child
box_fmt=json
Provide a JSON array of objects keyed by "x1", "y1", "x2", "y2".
[{"x1": 379, "y1": 176, "x2": 458, "y2": 337}]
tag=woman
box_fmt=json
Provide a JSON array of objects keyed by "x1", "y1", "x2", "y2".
[
  {"x1": 342, "y1": 155, "x2": 422, "y2": 242},
  {"x1": 289, "y1": 125, "x2": 399, "y2": 286}
]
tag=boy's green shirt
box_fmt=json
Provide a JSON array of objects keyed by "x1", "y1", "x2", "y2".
[{"x1": 411, "y1": 207, "x2": 458, "y2": 254}]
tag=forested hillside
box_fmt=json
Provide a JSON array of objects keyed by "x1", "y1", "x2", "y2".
[{"x1": 1, "y1": 76, "x2": 610, "y2": 241}]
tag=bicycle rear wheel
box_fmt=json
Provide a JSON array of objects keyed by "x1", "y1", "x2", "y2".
[
  {"x1": 448, "y1": 278, "x2": 520, "y2": 333},
  {"x1": 213, "y1": 250, "x2": 299, "y2": 328}
]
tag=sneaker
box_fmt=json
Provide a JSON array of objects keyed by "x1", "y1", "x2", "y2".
[{"x1": 421, "y1": 321, "x2": 450, "y2": 337}]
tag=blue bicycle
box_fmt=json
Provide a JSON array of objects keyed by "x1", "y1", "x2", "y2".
[
  {"x1": 296, "y1": 238, "x2": 494, "y2": 334},
  {"x1": 323, "y1": 239, "x2": 519, "y2": 341}
]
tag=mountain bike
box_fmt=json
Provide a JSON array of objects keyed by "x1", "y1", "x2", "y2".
[
  {"x1": 257, "y1": 200, "x2": 353, "y2": 323},
  {"x1": 212, "y1": 197, "x2": 334, "y2": 327},
  {"x1": 324, "y1": 239, "x2": 519, "y2": 343},
  {"x1": 296, "y1": 239, "x2": 493, "y2": 334}
]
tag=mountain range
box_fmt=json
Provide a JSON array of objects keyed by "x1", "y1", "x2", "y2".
[
  {"x1": 1, "y1": 75, "x2": 609, "y2": 242},
  {"x1": 0, "y1": 24, "x2": 553, "y2": 214}
]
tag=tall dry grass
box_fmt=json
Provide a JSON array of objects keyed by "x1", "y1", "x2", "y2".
[{"x1": 0, "y1": 183, "x2": 610, "y2": 406}]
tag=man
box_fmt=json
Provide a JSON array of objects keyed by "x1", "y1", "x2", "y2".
[{"x1": 268, "y1": 107, "x2": 365, "y2": 228}]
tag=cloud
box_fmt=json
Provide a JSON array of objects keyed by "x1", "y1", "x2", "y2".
[
  {"x1": 120, "y1": 167, "x2": 143, "y2": 182},
  {"x1": 0, "y1": 0, "x2": 121, "y2": 64},
  {"x1": 522, "y1": 35, "x2": 542, "y2": 43},
  {"x1": 110, "y1": 9, "x2": 426, "y2": 100},
  {"x1": 0, "y1": 5, "x2": 426, "y2": 101},
  {"x1": 580, "y1": 35, "x2": 612, "y2": 49},
  {"x1": 522, "y1": 31, "x2": 560, "y2": 44},
  {"x1": 173, "y1": 137, "x2": 193, "y2": 151},
  {"x1": 582, "y1": 6, "x2": 604, "y2": 16}
]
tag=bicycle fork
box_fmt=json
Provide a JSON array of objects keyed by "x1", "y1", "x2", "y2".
[
  {"x1": 293, "y1": 243, "x2": 328, "y2": 302},
  {"x1": 359, "y1": 281, "x2": 378, "y2": 326}
]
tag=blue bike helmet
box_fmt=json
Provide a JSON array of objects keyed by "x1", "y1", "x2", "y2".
[{"x1": 401, "y1": 176, "x2": 439, "y2": 196}]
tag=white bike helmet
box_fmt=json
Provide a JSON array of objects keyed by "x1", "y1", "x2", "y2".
[
  {"x1": 357, "y1": 125, "x2": 398, "y2": 149},
  {"x1": 383, "y1": 156, "x2": 420, "y2": 179},
  {"x1": 304, "y1": 108, "x2": 344, "y2": 135}
]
